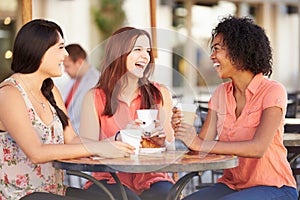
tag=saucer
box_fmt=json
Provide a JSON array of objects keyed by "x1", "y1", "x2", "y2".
[{"x1": 139, "y1": 147, "x2": 166, "y2": 154}]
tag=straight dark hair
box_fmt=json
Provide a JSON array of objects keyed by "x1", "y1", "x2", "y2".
[{"x1": 11, "y1": 19, "x2": 68, "y2": 128}]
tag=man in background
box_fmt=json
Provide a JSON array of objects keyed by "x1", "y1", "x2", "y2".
[
  {"x1": 63, "y1": 43, "x2": 100, "y2": 134},
  {"x1": 62, "y1": 44, "x2": 100, "y2": 188}
]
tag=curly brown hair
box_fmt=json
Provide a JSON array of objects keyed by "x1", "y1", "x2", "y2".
[{"x1": 211, "y1": 15, "x2": 273, "y2": 77}]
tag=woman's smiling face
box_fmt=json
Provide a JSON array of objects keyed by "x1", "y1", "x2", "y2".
[
  {"x1": 126, "y1": 35, "x2": 151, "y2": 79},
  {"x1": 39, "y1": 33, "x2": 68, "y2": 78},
  {"x1": 210, "y1": 34, "x2": 237, "y2": 79}
]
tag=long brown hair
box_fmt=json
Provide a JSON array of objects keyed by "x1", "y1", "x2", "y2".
[{"x1": 96, "y1": 27, "x2": 163, "y2": 117}]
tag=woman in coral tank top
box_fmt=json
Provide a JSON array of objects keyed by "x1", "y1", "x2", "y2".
[{"x1": 80, "y1": 27, "x2": 175, "y2": 200}]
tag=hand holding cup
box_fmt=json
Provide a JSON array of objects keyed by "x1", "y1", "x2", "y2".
[
  {"x1": 176, "y1": 103, "x2": 197, "y2": 125},
  {"x1": 120, "y1": 129, "x2": 143, "y2": 155}
]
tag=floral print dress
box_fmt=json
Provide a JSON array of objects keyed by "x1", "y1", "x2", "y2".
[{"x1": 0, "y1": 78, "x2": 64, "y2": 200}]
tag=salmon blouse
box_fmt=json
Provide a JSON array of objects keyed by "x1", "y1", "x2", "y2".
[
  {"x1": 84, "y1": 84, "x2": 174, "y2": 194},
  {"x1": 209, "y1": 73, "x2": 296, "y2": 190}
]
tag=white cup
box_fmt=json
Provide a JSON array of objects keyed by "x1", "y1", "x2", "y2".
[
  {"x1": 120, "y1": 129, "x2": 143, "y2": 155},
  {"x1": 177, "y1": 103, "x2": 197, "y2": 125},
  {"x1": 136, "y1": 109, "x2": 158, "y2": 132}
]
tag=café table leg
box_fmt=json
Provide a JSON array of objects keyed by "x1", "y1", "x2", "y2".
[
  {"x1": 110, "y1": 172, "x2": 128, "y2": 200},
  {"x1": 166, "y1": 171, "x2": 201, "y2": 200},
  {"x1": 286, "y1": 147, "x2": 300, "y2": 183},
  {"x1": 66, "y1": 170, "x2": 115, "y2": 200},
  {"x1": 288, "y1": 153, "x2": 300, "y2": 164}
]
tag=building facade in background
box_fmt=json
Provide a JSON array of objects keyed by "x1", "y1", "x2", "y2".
[{"x1": 0, "y1": 0, "x2": 299, "y2": 101}]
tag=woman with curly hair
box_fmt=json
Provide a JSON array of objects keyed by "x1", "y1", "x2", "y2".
[{"x1": 172, "y1": 15, "x2": 298, "y2": 200}]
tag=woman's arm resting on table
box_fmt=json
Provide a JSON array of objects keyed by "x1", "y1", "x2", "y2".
[
  {"x1": 0, "y1": 86, "x2": 134, "y2": 164},
  {"x1": 175, "y1": 106, "x2": 282, "y2": 158},
  {"x1": 0, "y1": 85, "x2": 89, "y2": 163}
]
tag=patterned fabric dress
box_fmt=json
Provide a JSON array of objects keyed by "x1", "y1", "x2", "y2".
[{"x1": 0, "y1": 78, "x2": 64, "y2": 200}]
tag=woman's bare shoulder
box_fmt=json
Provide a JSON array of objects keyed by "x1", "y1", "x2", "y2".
[
  {"x1": 0, "y1": 80, "x2": 27, "y2": 127},
  {"x1": 0, "y1": 81, "x2": 20, "y2": 101}
]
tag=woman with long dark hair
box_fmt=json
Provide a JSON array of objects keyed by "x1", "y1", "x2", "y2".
[{"x1": 0, "y1": 19, "x2": 134, "y2": 200}]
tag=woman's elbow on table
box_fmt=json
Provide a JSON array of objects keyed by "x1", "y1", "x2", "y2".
[
  {"x1": 214, "y1": 140, "x2": 268, "y2": 158},
  {"x1": 239, "y1": 143, "x2": 267, "y2": 158},
  {"x1": 26, "y1": 151, "x2": 49, "y2": 164},
  {"x1": 28, "y1": 155, "x2": 47, "y2": 164},
  {"x1": 23, "y1": 144, "x2": 56, "y2": 164},
  {"x1": 246, "y1": 149, "x2": 266, "y2": 158}
]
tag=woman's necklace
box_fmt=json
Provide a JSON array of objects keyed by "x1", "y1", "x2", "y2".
[{"x1": 18, "y1": 74, "x2": 47, "y2": 111}]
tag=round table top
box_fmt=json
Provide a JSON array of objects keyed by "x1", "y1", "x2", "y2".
[{"x1": 53, "y1": 150, "x2": 238, "y2": 173}]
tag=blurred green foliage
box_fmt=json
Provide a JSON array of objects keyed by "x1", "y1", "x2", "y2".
[{"x1": 93, "y1": 0, "x2": 126, "y2": 40}]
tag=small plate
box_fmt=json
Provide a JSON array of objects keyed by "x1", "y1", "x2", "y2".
[
  {"x1": 90, "y1": 156, "x2": 105, "y2": 160},
  {"x1": 139, "y1": 147, "x2": 166, "y2": 154}
]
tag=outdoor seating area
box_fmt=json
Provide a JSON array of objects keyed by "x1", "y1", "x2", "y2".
[
  {"x1": 2, "y1": 0, "x2": 300, "y2": 199},
  {"x1": 284, "y1": 92, "x2": 300, "y2": 191},
  {"x1": 95, "y1": 90, "x2": 300, "y2": 196},
  {"x1": 286, "y1": 92, "x2": 300, "y2": 118},
  {"x1": 189, "y1": 91, "x2": 300, "y2": 193}
]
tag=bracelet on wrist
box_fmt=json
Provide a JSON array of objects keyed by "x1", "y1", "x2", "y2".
[{"x1": 114, "y1": 131, "x2": 121, "y2": 141}]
